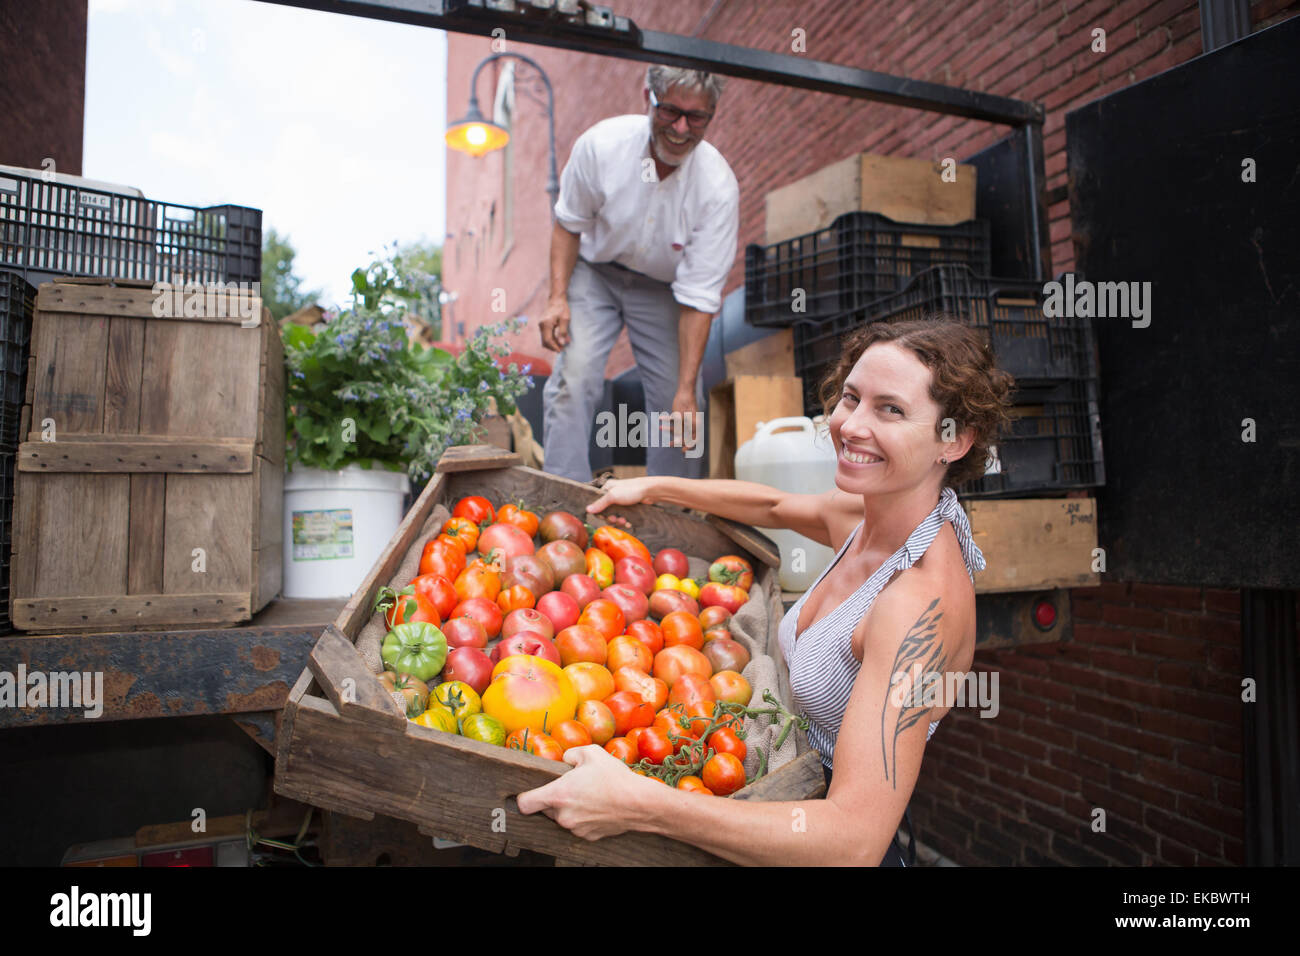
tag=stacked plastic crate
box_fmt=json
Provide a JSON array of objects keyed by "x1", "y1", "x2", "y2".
[{"x1": 743, "y1": 211, "x2": 1104, "y2": 498}]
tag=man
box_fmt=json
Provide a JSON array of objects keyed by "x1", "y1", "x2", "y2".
[{"x1": 539, "y1": 65, "x2": 740, "y2": 482}]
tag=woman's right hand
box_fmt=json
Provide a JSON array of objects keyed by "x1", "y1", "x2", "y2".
[{"x1": 586, "y1": 477, "x2": 660, "y2": 522}]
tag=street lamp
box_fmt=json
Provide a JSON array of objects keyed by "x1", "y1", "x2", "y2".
[{"x1": 446, "y1": 52, "x2": 560, "y2": 212}]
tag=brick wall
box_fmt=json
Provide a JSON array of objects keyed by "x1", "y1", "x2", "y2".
[
  {"x1": 446, "y1": 0, "x2": 1300, "y2": 866},
  {"x1": 0, "y1": 0, "x2": 87, "y2": 175}
]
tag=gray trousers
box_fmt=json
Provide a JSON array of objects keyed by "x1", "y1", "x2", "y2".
[{"x1": 542, "y1": 258, "x2": 706, "y2": 483}]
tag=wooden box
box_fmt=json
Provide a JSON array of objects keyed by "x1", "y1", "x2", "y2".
[
  {"x1": 765, "y1": 153, "x2": 977, "y2": 245},
  {"x1": 273, "y1": 446, "x2": 825, "y2": 865},
  {"x1": 708, "y1": 375, "x2": 805, "y2": 479},
  {"x1": 10, "y1": 279, "x2": 284, "y2": 632}
]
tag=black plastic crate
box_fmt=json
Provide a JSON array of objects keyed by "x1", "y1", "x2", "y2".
[
  {"x1": 0, "y1": 169, "x2": 261, "y2": 286},
  {"x1": 744, "y1": 212, "x2": 991, "y2": 328},
  {"x1": 792, "y1": 264, "x2": 1093, "y2": 384},
  {"x1": 1, "y1": 270, "x2": 36, "y2": 635}
]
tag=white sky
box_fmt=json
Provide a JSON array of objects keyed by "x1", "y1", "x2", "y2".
[{"x1": 85, "y1": 0, "x2": 448, "y2": 306}]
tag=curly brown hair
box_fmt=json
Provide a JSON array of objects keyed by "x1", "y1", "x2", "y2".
[{"x1": 816, "y1": 316, "x2": 1016, "y2": 488}]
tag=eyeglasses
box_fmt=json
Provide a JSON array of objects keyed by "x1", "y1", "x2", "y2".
[{"x1": 648, "y1": 89, "x2": 714, "y2": 130}]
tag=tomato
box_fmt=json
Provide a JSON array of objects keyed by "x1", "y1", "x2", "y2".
[
  {"x1": 676, "y1": 775, "x2": 713, "y2": 795},
  {"x1": 419, "y1": 538, "x2": 466, "y2": 580},
  {"x1": 699, "y1": 582, "x2": 749, "y2": 615},
  {"x1": 452, "y1": 596, "x2": 504, "y2": 638},
  {"x1": 669, "y1": 672, "x2": 716, "y2": 709},
  {"x1": 381, "y1": 621, "x2": 448, "y2": 682},
  {"x1": 625, "y1": 725, "x2": 648, "y2": 755},
  {"x1": 550, "y1": 719, "x2": 593, "y2": 752},
  {"x1": 605, "y1": 690, "x2": 655, "y2": 737},
  {"x1": 498, "y1": 502, "x2": 539, "y2": 538},
  {"x1": 440, "y1": 517, "x2": 481, "y2": 553},
  {"x1": 578, "y1": 598, "x2": 625, "y2": 642},
  {"x1": 653, "y1": 548, "x2": 689, "y2": 578},
  {"x1": 654, "y1": 573, "x2": 681, "y2": 593},
  {"x1": 661, "y1": 610, "x2": 704, "y2": 650},
  {"x1": 684, "y1": 700, "x2": 717, "y2": 738},
  {"x1": 710, "y1": 670, "x2": 753, "y2": 706},
  {"x1": 506, "y1": 728, "x2": 564, "y2": 761},
  {"x1": 652, "y1": 645, "x2": 713, "y2": 688},
  {"x1": 380, "y1": 588, "x2": 441, "y2": 630},
  {"x1": 461, "y1": 712, "x2": 506, "y2": 746},
  {"x1": 702, "y1": 753, "x2": 746, "y2": 796},
  {"x1": 496, "y1": 584, "x2": 536, "y2": 613},
  {"x1": 636, "y1": 725, "x2": 674, "y2": 765},
  {"x1": 564, "y1": 661, "x2": 615, "y2": 702},
  {"x1": 654, "y1": 709, "x2": 696, "y2": 750},
  {"x1": 591, "y1": 525, "x2": 653, "y2": 566},
  {"x1": 378, "y1": 671, "x2": 430, "y2": 718},
  {"x1": 577, "y1": 699, "x2": 616, "y2": 745},
  {"x1": 613, "y1": 557, "x2": 657, "y2": 596},
  {"x1": 607, "y1": 635, "x2": 654, "y2": 673},
  {"x1": 411, "y1": 573, "x2": 459, "y2": 621},
  {"x1": 431, "y1": 680, "x2": 482, "y2": 720},
  {"x1": 453, "y1": 495, "x2": 495, "y2": 526},
  {"x1": 707, "y1": 727, "x2": 747, "y2": 762},
  {"x1": 478, "y1": 522, "x2": 536, "y2": 561},
  {"x1": 555, "y1": 625, "x2": 608, "y2": 667},
  {"x1": 625, "y1": 619, "x2": 664, "y2": 655},
  {"x1": 455, "y1": 563, "x2": 501, "y2": 603},
  {"x1": 708, "y1": 555, "x2": 754, "y2": 591},
  {"x1": 604, "y1": 736, "x2": 638, "y2": 766},
  {"x1": 678, "y1": 578, "x2": 701, "y2": 600},
  {"x1": 613, "y1": 666, "x2": 669, "y2": 711},
  {"x1": 538, "y1": 511, "x2": 589, "y2": 549},
  {"x1": 698, "y1": 605, "x2": 732, "y2": 631},
  {"x1": 412, "y1": 708, "x2": 457, "y2": 732},
  {"x1": 585, "y1": 548, "x2": 615, "y2": 589},
  {"x1": 702, "y1": 627, "x2": 733, "y2": 648},
  {"x1": 481, "y1": 655, "x2": 578, "y2": 735}
]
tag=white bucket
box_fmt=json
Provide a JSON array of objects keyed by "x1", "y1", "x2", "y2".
[
  {"x1": 282, "y1": 464, "x2": 411, "y2": 599},
  {"x1": 735, "y1": 416, "x2": 839, "y2": 592}
]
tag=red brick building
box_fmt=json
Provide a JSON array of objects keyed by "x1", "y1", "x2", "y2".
[{"x1": 445, "y1": 0, "x2": 1300, "y2": 866}]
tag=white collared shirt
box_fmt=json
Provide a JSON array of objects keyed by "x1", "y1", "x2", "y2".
[{"x1": 553, "y1": 114, "x2": 739, "y2": 315}]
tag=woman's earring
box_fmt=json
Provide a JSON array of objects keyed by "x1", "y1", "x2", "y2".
[{"x1": 940, "y1": 458, "x2": 948, "y2": 464}]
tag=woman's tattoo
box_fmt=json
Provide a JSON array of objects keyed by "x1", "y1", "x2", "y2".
[{"x1": 880, "y1": 597, "x2": 947, "y2": 788}]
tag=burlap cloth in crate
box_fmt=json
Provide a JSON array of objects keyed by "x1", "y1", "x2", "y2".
[{"x1": 355, "y1": 517, "x2": 807, "y2": 781}]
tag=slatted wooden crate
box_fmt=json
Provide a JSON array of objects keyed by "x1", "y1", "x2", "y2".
[
  {"x1": 9, "y1": 278, "x2": 283, "y2": 632},
  {"x1": 273, "y1": 445, "x2": 826, "y2": 865}
]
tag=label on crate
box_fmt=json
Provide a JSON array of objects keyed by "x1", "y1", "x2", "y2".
[
  {"x1": 291, "y1": 509, "x2": 355, "y2": 561},
  {"x1": 78, "y1": 191, "x2": 112, "y2": 210}
]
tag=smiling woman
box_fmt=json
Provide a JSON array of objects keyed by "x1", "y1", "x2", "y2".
[{"x1": 517, "y1": 316, "x2": 1016, "y2": 866}]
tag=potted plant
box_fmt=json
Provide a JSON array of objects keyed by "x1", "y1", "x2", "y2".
[{"x1": 280, "y1": 249, "x2": 532, "y2": 598}]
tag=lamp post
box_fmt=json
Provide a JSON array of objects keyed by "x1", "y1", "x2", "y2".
[{"x1": 446, "y1": 52, "x2": 560, "y2": 213}]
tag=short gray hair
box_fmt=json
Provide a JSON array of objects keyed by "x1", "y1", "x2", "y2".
[{"x1": 645, "y1": 65, "x2": 725, "y2": 109}]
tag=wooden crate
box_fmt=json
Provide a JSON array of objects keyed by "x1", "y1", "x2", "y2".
[
  {"x1": 765, "y1": 153, "x2": 977, "y2": 245},
  {"x1": 273, "y1": 445, "x2": 825, "y2": 866},
  {"x1": 10, "y1": 279, "x2": 284, "y2": 632},
  {"x1": 708, "y1": 375, "x2": 805, "y2": 479}
]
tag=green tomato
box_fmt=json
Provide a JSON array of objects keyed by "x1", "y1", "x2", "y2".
[
  {"x1": 461, "y1": 713, "x2": 506, "y2": 747},
  {"x1": 381, "y1": 621, "x2": 448, "y2": 682}
]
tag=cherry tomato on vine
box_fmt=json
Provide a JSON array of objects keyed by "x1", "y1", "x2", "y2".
[
  {"x1": 702, "y1": 753, "x2": 746, "y2": 796},
  {"x1": 636, "y1": 726, "x2": 674, "y2": 765},
  {"x1": 706, "y1": 727, "x2": 747, "y2": 762}
]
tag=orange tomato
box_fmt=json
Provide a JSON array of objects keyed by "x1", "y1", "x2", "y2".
[
  {"x1": 605, "y1": 690, "x2": 655, "y2": 737},
  {"x1": 710, "y1": 670, "x2": 753, "y2": 706},
  {"x1": 613, "y1": 666, "x2": 669, "y2": 711},
  {"x1": 551, "y1": 719, "x2": 593, "y2": 752},
  {"x1": 654, "y1": 709, "x2": 696, "y2": 751},
  {"x1": 676, "y1": 775, "x2": 713, "y2": 795},
  {"x1": 661, "y1": 610, "x2": 704, "y2": 651},
  {"x1": 684, "y1": 700, "x2": 717, "y2": 738},
  {"x1": 419, "y1": 538, "x2": 465, "y2": 580},
  {"x1": 585, "y1": 548, "x2": 615, "y2": 589},
  {"x1": 698, "y1": 605, "x2": 732, "y2": 631},
  {"x1": 607, "y1": 635, "x2": 654, "y2": 673},
  {"x1": 506, "y1": 728, "x2": 564, "y2": 761},
  {"x1": 564, "y1": 662, "x2": 615, "y2": 703},
  {"x1": 498, "y1": 502, "x2": 539, "y2": 537},
  {"x1": 592, "y1": 526, "x2": 653, "y2": 566},
  {"x1": 652, "y1": 645, "x2": 713, "y2": 688},
  {"x1": 578, "y1": 598, "x2": 624, "y2": 642},
  {"x1": 382, "y1": 590, "x2": 441, "y2": 630},
  {"x1": 707, "y1": 727, "x2": 747, "y2": 762},
  {"x1": 455, "y1": 563, "x2": 501, "y2": 603},
  {"x1": 625, "y1": 619, "x2": 664, "y2": 655},
  {"x1": 604, "y1": 736, "x2": 638, "y2": 766},
  {"x1": 577, "y1": 699, "x2": 617, "y2": 745},
  {"x1": 496, "y1": 584, "x2": 535, "y2": 613},
  {"x1": 669, "y1": 672, "x2": 716, "y2": 709},
  {"x1": 702, "y1": 753, "x2": 746, "y2": 795},
  {"x1": 555, "y1": 625, "x2": 607, "y2": 667},
  {"x1": 440, "y1": 517, "x2": 481, "y2": 553}
]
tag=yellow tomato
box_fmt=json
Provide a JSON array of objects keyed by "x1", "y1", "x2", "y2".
[
  {"x1": 655, "y1": 573, "x2": 681, "y2": 592},
  {"x1": 483, "y1": 654, "x2": 578, "y2": 735},
  {"x1": 432, "y1": 680, "x2": 482, "y2": 720},
  {"x1": 412, "y1": 706, "x2": 457, "y2": 732},
  {"x1": 678, "y1": 578, "x2": 700, "y2": 600}
]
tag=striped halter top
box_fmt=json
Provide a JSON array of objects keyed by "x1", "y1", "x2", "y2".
[{"x1": 777, "y1": 487, "x2": 986, "y2": 771}]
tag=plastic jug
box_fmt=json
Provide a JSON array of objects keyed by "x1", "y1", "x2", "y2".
[{"x1": 735, "y1": 416, "x2": 839, "y2": 592}]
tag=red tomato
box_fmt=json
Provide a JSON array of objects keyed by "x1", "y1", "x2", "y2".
[
  {"x1": 707, "y1": 727, "x2": 747, "y2": 762},
  {"x1": 702, "y1": 753, "x2": 746, "y2": 795},
  {"x1": 676, "y1": 775, "x2": 713, "y2": 795},
  {"x1": 411, "y1": 573, "x2": 459, "y2": 620},
  {"x1": 661, "y1": 610, "x2": 704, "y2": 650},
  {"x1": 613, "y1": 666, "x2": 669, "y2": 711},
  {"x1": 453, "y1": 495, "x2": 495, "y2": 526},
  {"x1": 669, "y1": 672, "x2": 716, "y2": 710},
  {"x1": 419, "y1": 538, "x2": 465, "y2": 580},
  {"x1": 607, "y1": 636, "x2": 654, "y2": 673},
  {"x1": 636, "y1": 726, "x2": 674, "y2": 765},
  {"x1": 591, "y1": 526, "x2": 653, "y2": 566},
  {"x1": 684, "y1": 700, "x2": 717, "y2": 739},
  {"x1": 498, "y1": 502, "x2": 539, "y2": 537},
  {"x1": 452, "y1": 596, "x2": 504, "y2": 638},
  {"x1": 383, "y1": 590, "x2": 440, "y2": 630},
  {"x1": 654, "y1": 708, "x2": 696, "y2": 749},
  {"x1": 604, "y1": 736, "x2": 638, "y2": 765},
  {"x1": 625, "y1": 725, "x2": 648, "y2": 755},
  {"x1": 551, "y1": 719, "x2": 593, "y2": 752},
  {"x1": 506, "y1": 729, "x2": 564, "y2": 761},
  {"x1": 605, "y1": 691, "x2": 655, "y2": 737},
  {"x1": 698, "y1": 605, "x2": 732, "y2": 631},
  {"x1": 699, "y1": 582, "x2": 748, "y2": 615},
  {"x1": 578, "y1": 598, "x2": 625, "y2": 642},
  {"x1": 625, "y1": 619, "x2": 664, "y2": 655}
]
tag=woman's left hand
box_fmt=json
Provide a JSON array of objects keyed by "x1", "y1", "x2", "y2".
[{"x1": 516, "y1": 744, "x2": 656, "y2": 841}]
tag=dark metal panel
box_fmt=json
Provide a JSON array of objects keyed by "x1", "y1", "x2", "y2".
[
  {"x1": 1199, "y1": 0, "x2": 1251, "y2": 52},
  {"x1": 254, "y1": 0, "x2": 1041, "y2": 125},
  {"x1": 1067, "y1": 15, "x2": 1300, "y2": 588},
  {"x1": 967, "y1": 127, "x2": 1053, "y2": 282}
]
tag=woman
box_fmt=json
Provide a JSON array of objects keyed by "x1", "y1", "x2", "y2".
[{"x1": 517, "y1": 318, "x2": 1015, "y2": 865}]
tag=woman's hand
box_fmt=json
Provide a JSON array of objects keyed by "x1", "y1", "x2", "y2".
[
  {"x1": 586, "y1": 476, "x2": 661, "y2": 530},
  {"x1": 516, "y1": 745, "x2": 660, "y2": 841}
]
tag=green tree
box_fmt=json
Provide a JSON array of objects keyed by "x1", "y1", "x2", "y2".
[{"x1": 262, "y1": 228, "x2": 320, "y2": 321}]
